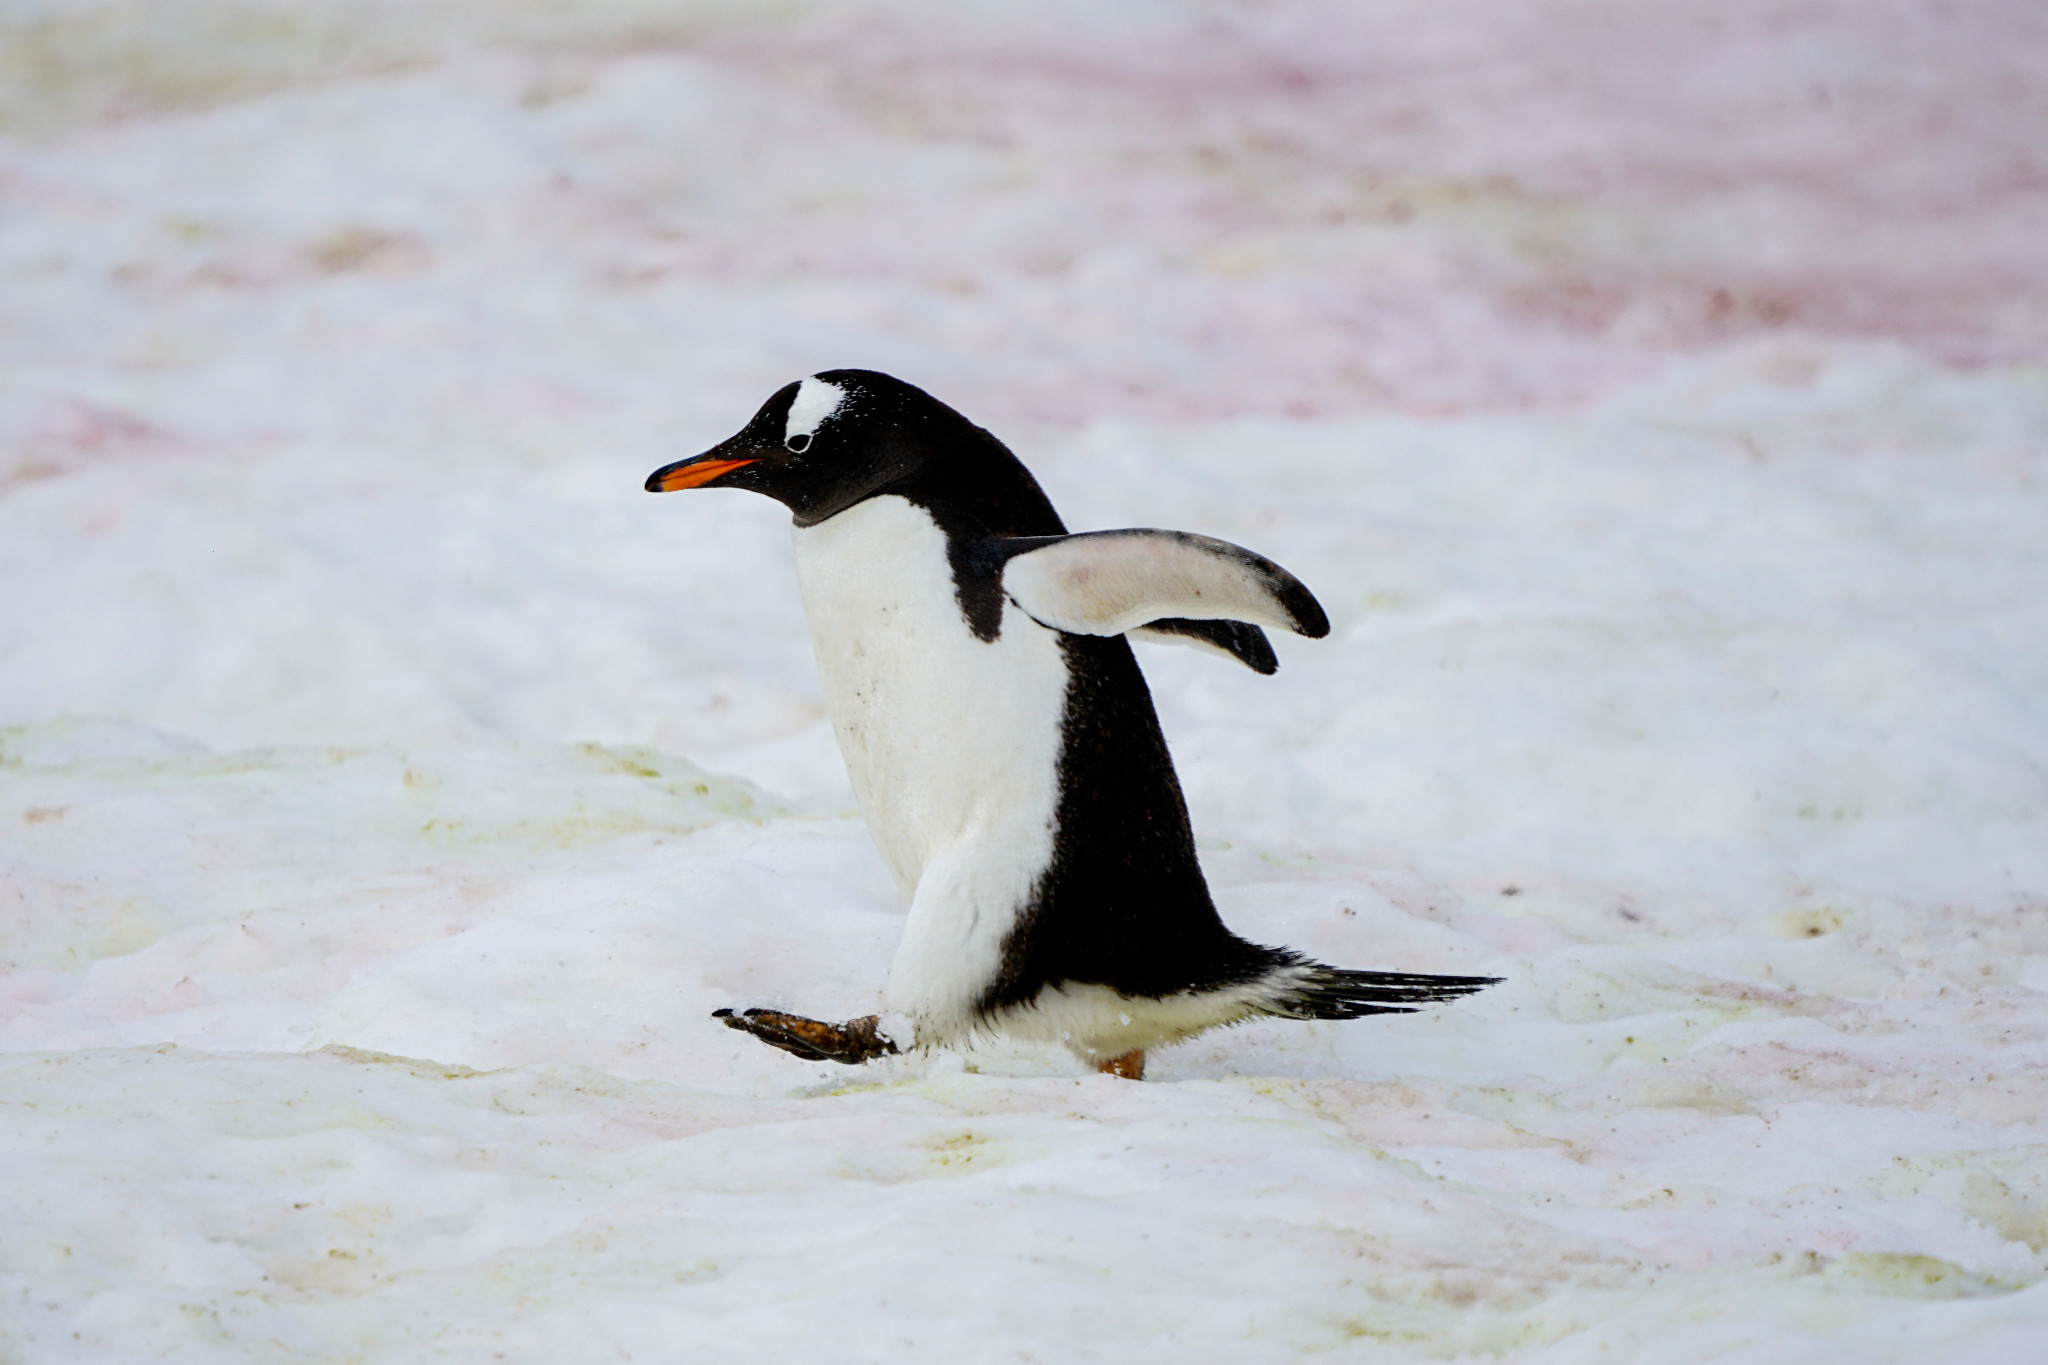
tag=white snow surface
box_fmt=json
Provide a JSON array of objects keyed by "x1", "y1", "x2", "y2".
[{"x1": 3, "y1": 3, "x2": 2047, "y2": 1361}]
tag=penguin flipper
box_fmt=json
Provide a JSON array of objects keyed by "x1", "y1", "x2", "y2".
[
  {"x1": 1130, "y1": 617, "x2": 1279, "y2": 674},
  {"x1": 997, "y1": 529, "x2": 1330, "y2": 640}
]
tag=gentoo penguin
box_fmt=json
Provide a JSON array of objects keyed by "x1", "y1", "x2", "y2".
[{"x1": 647, "y1": 370, "x2": 1495, "y2": 1079}]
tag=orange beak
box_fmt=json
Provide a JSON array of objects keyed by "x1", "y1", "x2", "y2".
[{"x1": 646, "y1": 457, "x2": 758, "y2": 492}]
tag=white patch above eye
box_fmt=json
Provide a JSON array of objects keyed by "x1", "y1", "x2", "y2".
[{"x1": 785, "y1": 377, "x2": 848, "y2": 444}]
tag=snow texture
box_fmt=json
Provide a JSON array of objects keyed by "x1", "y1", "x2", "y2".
[{"x1": 2, "y1": 2, "x2": 2046, "y2": 1361}]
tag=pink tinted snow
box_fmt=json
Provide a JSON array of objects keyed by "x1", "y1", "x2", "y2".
[
  {"x1": 687, "y1": 0, "x2": 2048, "y2": 420},
  {"x1": 3, "y1": 0, "x2": 2042, "y2": 441}
]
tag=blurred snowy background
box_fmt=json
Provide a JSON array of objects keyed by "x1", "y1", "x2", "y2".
[{"x1": 2, "y1": 1, "x2": 2046, "y2": 1360}]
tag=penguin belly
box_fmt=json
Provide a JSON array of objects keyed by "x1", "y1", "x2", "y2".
[{"x1": 791, "y1": 495, "x2": 1070, "y2": 1039}]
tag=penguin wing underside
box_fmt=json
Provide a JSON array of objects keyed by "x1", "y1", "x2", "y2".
[
  {"x1": 997, "y1": 530, "x2": 1331, "y2": 657},
  {"x1": 1128, "y1": 617, "x2": 1279, "y2": 674}
]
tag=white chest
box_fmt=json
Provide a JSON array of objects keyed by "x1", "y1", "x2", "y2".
[{"x1": 791, "y1": 497, "x2": 1070, "y2": 900}]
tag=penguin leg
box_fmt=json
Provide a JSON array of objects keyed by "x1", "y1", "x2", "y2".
[
  {"x1": 1096, "y1": 1049, "x2": 1146, "y2": 1080},
  {"x1": 713, "y1": 1007, "x2": 899, "y2": 1065}
]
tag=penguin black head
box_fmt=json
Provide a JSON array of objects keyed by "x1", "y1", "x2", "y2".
[{"x1": 645, "y1": 370, "x2": 1061, "y2": 533}]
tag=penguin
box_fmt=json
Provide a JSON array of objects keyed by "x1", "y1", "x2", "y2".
[{"x1": 646, "y1": 370, "x2": 1496, "y2": 1079}]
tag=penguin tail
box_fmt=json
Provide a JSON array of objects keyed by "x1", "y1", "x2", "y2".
[{"x1": 1262, "y1": 963, "x2": 1501, "y2": 1020}]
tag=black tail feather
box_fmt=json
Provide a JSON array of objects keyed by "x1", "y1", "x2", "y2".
[{"x1": 1268, "y1": 965, "x2": 1501, "y2": 1020}]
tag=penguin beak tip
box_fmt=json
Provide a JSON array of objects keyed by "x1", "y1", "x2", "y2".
[{"x1": 645, "y1": 456, "x2": 759, "y2": 493}]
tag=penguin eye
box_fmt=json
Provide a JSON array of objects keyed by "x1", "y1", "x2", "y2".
[{"x1": 785, "y1": 432, "x2": 812, "y2": 453}]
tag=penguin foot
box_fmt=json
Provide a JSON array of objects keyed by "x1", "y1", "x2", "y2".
[
  {"x1": 713, "y1": 1008, "x2": 900, "y2": 1065},
  {"x1": 1095, "y1": 1049, "x2": 1145, "y2": 1080}
]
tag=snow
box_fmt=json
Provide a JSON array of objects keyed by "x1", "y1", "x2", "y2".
[{"x1": 3, "y1": 2, "x2": 2046, "y2": 1361}]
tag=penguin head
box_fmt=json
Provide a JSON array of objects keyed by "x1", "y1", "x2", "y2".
[{"x1": 644, "y1": 369, "x2": 1058, "y2": 531}]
